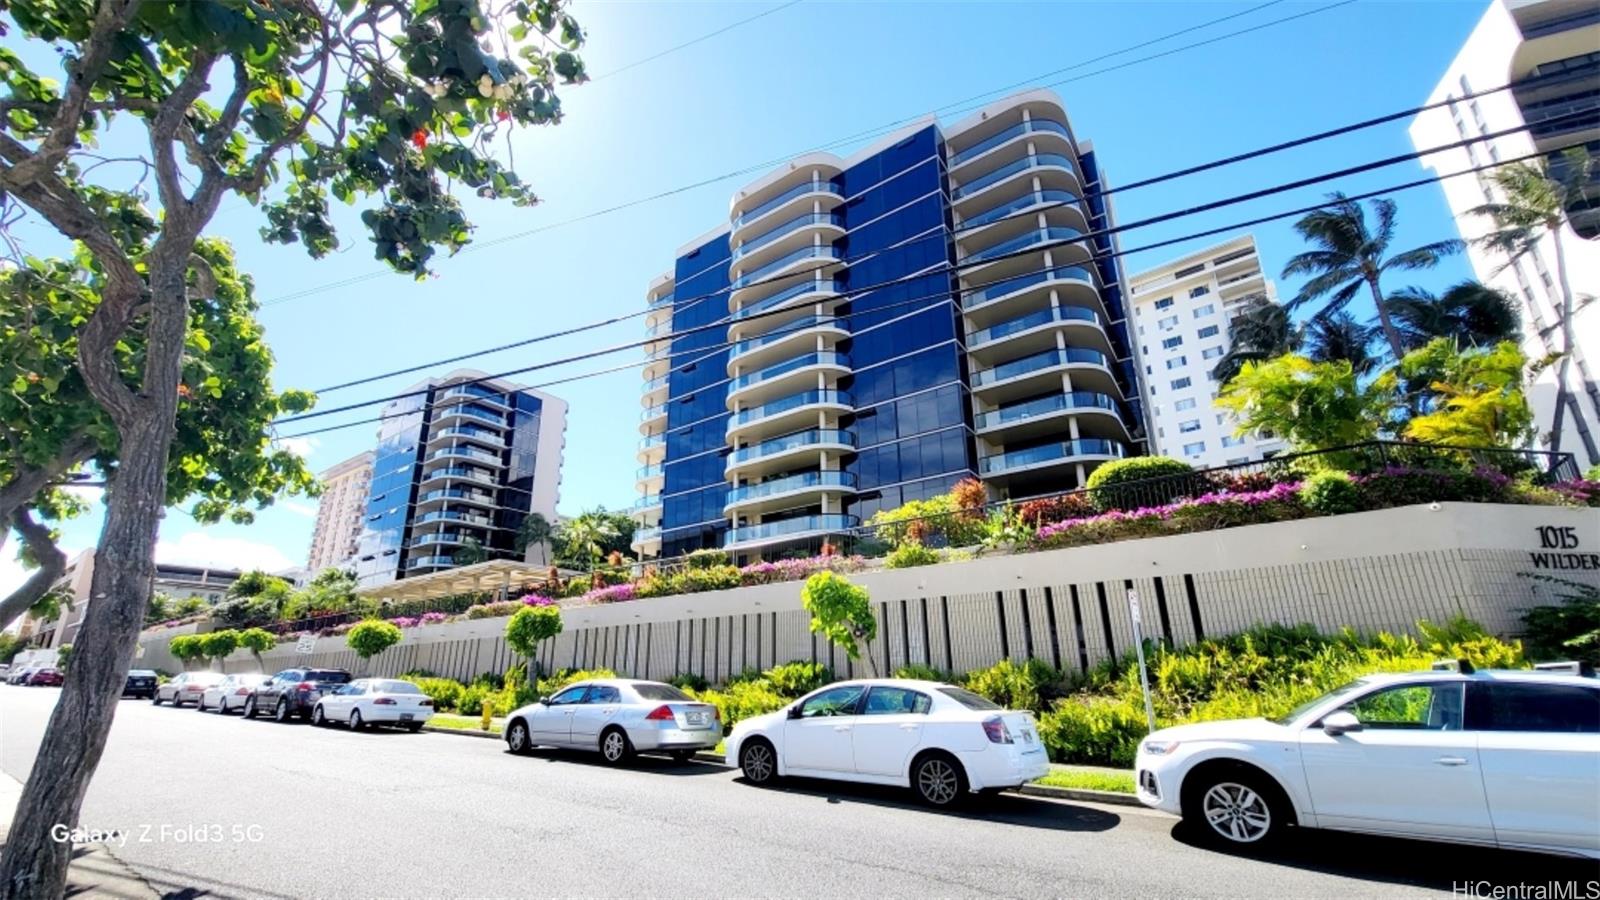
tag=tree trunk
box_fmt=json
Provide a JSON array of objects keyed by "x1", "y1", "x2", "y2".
[
  {"x1": 1548, "y1": 226, "x2": 1600, "y2": 465},
  {"x1": 0, "y1": 509, "x2": 68, "y2": 631},
  {"x1": 1367, "y1": 274, "x2": 1406, "y2": 362}
]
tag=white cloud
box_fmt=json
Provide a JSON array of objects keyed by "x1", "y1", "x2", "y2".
[
  {"x1": 272, "y1": 436, "x2": 318, "y2": 460},
  {"x1": 60, "y1": 484, "x2": 105, "y2": 506},
  {"x1": 154, "y1": 531, "x2": 295, "y2": 574},
  {"x1": 281, "y1": 502, "x2": 319, "y2": 519}
]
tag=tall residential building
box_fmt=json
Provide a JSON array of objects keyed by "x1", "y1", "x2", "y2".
[
  {"x1": 1409, "y1": 0, "x2": 1600, "y2": 467},
  {"x1": 355, "y1": 369, "x2": 566, "y2": 588},
  {"x1": 305, "y1": 450, "x2": 374, "y2": 573},
  {"x1": 1127, "y1": 235, "x2": 1287, "y2": 468},
  {"x1": 632, "y1": 90, "x2": 1147, "y2": 561}
]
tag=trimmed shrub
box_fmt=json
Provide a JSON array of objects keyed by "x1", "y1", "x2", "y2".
[
  {"x1": 457, "y1": 684, "x2": 490, "y2": 716},
  {"x1": 1016, "y1": 492, "x2": 1095, "y2": 528},
  {"x1": 884, "y1": 542, "x2": 940, "y2": 569},
  {"x1": 1085, "y1": 456, "x2": 1195, "y2": 511},
  {"x1": 962, "y1": 658, "x2": 1067, "y2": 714},
  {"x1": 1520, "y1": 575, "x2": 1600, "y2": 665},
  {"x1": 668, "y1": 672, "x2": 708, "y2": 692},
  {"x1": 689, "y1": 679, "x2": 787, "y2": 732},
  {"x1": 407, "y1": 676, "x2": 465, "y2": 712},
  {"x1": 684, "y1": 549, "x2": 730, "y2": 570},
  {"x1": 893, "y1": 663, "x2": 954, "y2": 682},
  {"x1": 1039, "y1": 695, "x2": 1147, "y2": 767},
  {"x1": 762, "y1": 661, "x2": 830, "y2": 696},
  {"x1": 536, "y1": 667, "x2": 617, "y2": 697},
  {"x1": 346, "y1": 620, "x2": 403, "y2": 660},
  {"x1": 1300, "y1": 470, "x2": 1363, "y2": 515}
]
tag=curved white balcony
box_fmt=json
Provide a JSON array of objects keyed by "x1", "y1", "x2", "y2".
[
  {"x1": 970, "y1": 346, "x2": 1117, "y2": 403},
  {"x1": 727, "y1": 313, "x2": 848, "y2": 372},
  {"x1": 641, "y1": 372, "x2": 670, "y2": 404},
  {"x1": 948, "y1": 117, "x2": 1074, "y2": 171},
  {"x1": 439, "y1": 384, "x2": 511, "y2": 410},
  {"x1": 638, "y1": 402, "x2": 668, "y2": 435},
  {"x1": 974, "y1": 390, "x2": 1127, "y2": 442},
  {"x1": 408, "y1": 531, "x2": 486, "y2": 551},
  {"x1": 636, "y1": 462, "x2": 664, "y2": 492},
  {"x1": 950, "y1": 153, "x2": 1079, "y2": 209},
  {"x1": 637, "y1": 431, "x2": 666, "y2": 464},
  {"x1": 961, "y1": 265, "x2": 1101, "y2": 326},
  {"x1": 726, "y1": 389, "x2": 852, "y2": 443},
  {"x1": 414, "y1": 509, "x2": 497, "y2": 530},
  {"x1": 731, "y1": 278, "x2": 844, "y2": 323},
  {"x1": 418, "y1": 466, "x2": 498, "y2": 489},
  {"x1": 732, "y1": 178, "x2": 844, "y2": 235},
  {"x1": 630, "y1": 525, "x2": 663, "y2": 554},
  {"x1": 630, "y1": 493, "x2": 662, "y2": 519},
  {"x1": 426, "y1": 425, "x2": 506, "y2": 450},
  {"x1": 433, "y1": 404, "x2": 507, "y2": 428},
  {"x1": 416, "y1": 486, "x2": 498, "y2": 510},
  {"x1": 726, "y1": 351, "x2": 850, "y2": 408},
  {"x1": 960, "y1": 226, "x2": 1086, "y2": 270},
  {"x1": 407, "y1": 555, "x2": 457, "y2": 571},
  {"x1": 956, "y1": 189, "x2": 1085, "y2": 236},
  {"x1": 425, "y1": 445, "x2": 504, "y2": 468},
  {"x1": 723, "y1": 470, "x2": 857, "y2": 517},
  {"x1": 725, "y1": 428, "x2": 855, "y2": 479},
  {"x1": 730, "y1": 243, "x2": 844, "y2": 295},
  {"x1": 723, "y1": 514, "x2": 859, "y2": 551},
  {"x1": 965, "y1": 303, "x2": 1106, "y2": 359},
  {"x1": 977, "y1": 438, "x2": 1126, "y2": 480},
  {"x1": 731, "y1": 212, "x2": 845, "y2": 272}
]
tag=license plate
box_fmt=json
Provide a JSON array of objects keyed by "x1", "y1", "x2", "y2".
[
  {"x1": 400, "y1": 713, "x2": 414, "y2": 721},
  {"x1": 686, "y1": 712, "x2": 707, "y2": 726}
]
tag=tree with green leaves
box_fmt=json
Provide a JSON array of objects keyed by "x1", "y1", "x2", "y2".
[
  {"x1": 554, "y1": 508, "x2": 627, "y2": 572},
  {"x1": 1210, "y1": 294, "x2": 1300, "y2": 384},
  {"x1": 197, "y1": 629, "x2": 239, "y2": 669},
  {"x1": 1396, "y1": 339, "x2": 1533, "y2": 449},
  {"x1": 453, "y1": 536, "x2": 490, "y2": 566},
  {"x1": 236, "y1": 627, "x2": 276, "y2": 671},
  {"x1": 505, "y1": 604, "x2": 562, "y2": 682},
  {"x1": 1303, "y1": 312, "x2": 1382, "y2": 376},
  {"x1": 1384, "y1": 281, "x2": 1522, "y2": 351},
  {"x1": 281, "y1": 567, "x2": 359, "y2": 621},
  {"x1": 1216, "y1": 355, "x2": 1392, "y2": 455},
  {"x1": 1470, "y1": 148, "x2": 1600, "y2": 463},
  {"x1": 800, "y1": 571, "x2": 878, "y2": 677},
  {"x1": 213, "y1": 570, "x2": 295, "y2": 627},
  {"x1": 167, "y1": 634, "x2": 206, "y2": 671},
  {"x1": 0, "y1": 2, "x2": 587, "y2": 891},
  {"x1": 1282, "y1": 194, "x2": 1463, "y2": 362},
  {"x1": 514, "y1": 512, "x2": 554, "y2": 566},
  {"x1": 55, "y1": 644, "x2": 73, "y2": 674},
  {"x1": 345, "y1": 620, "x2": 402, "y2": 671}
]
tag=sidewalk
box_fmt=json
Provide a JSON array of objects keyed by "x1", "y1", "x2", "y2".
[{"x1": 0, "y1": 772, "x2": 159, "y2": 900}]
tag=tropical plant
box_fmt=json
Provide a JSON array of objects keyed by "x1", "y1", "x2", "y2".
[
  {"x1": 55, "y1": 645, "x2": 72, "y2": 674},
  {"x1": 453, "y1": 537, "x2": 490, "y2": 567},
  {"x1": 1281, "y1": 194, "x2": 1463, "y2": 361},
  {"x1": 1519, "y1": 575, "x2": 1600, "y2": 666},
  {"x1": 506, "y1": 605, "x2": 564, "y2": 683},
  {"x1": 236, "y1": 628, "x2": 275, "y2": 670},
  {"x1": 884, "y1": 542, "x2": 941, "y2": 569},
  {"x1": 1471, "y1": 147, "x2": 1600, "y2": 461},
  {"x1": 167, "y1": 635, "x2": 205, "y2": 670},
  {"x1": 1395, "y1": 340, "x2": 1534, "y2": 449},
  {"x1": 554, "y1": 509, "x2": 626, "y2": 571},
  {"x1": 197, "y1": 630, "x2": 238, "y2": 666},
  {"x1": 515, "y1": 513, "x2": 555, "y2": 565},
  {"x1": 1217, "y1": 355, "x2": 1391, "y2": 456},
  {"x1": 1384, "y1": 281, "x2": 1522, "y2": 350},
  {"x1": 281, "y1": 569, "x2": 359, "y2": 621},
  {"x1": 1302, "y1": 311, "x2": 1382, "y2": 375},
  {"x1": 1084, "y1": 456, "x2": 1194, "y2": 512},
  {"x1": 800, "y1": 572, "x2": 878, "y2": 676},
  {"x1": 143, "y1": 593, "x2": 174, "y2": 627},
  {"x1": 1299, "y1": 471, "x2": 1362, "y2": 516},
  {"x1": 1211, "y1": 294, "x2": 1300, "y2": 383},
  {"x1": 345, "y1": 621, "x2": 403, "y2": 663}
]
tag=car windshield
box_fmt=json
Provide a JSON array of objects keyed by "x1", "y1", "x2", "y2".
[
  {"x1": 937, "y1": 687, "x2": 1001, "y2": 710},
  {"x1": 632, "y1": 683, "x2": 692, "y2": 702},
  {"x1": 377, "y1": 680, "x2": 421, "y2": 694},
  {"x1": 1270, "y1": 680, "x2": 1369, "y2": 725},
  {"x1": 307, "y1": 670, "x2": 351, "y2": 684}
]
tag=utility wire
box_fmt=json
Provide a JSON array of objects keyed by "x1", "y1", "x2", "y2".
[
  {"x1": 587, "y1": 0, "x2": 806, "y2": 82},
  {"x1": 287, "y1": 107, "x2": 1585, "y2": 413},
  {"x1": 260, "y1": 0, "x2": 1354, "y2": 308},
  {"x1": 273, "y1": 139, "x2": 1583, "y2": 442}
]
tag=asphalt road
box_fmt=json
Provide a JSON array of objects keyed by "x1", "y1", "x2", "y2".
[{"x1": 0, "y1": 685, "x2": 1589, "y2": 899}]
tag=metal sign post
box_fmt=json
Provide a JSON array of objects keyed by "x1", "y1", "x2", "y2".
[{"x1": 1127, "y1": 589, "x2": 1157, "y2": 733}]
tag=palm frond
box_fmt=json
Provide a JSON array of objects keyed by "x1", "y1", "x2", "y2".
[
  {"x1": 1382, "y1": 239, "x2": 1465, "y2": 272},
  {"x1": 1285, "y1": 268, "x2": 1360, "y2": 310},
  {"x1": 1279, "y1": 250, "x2": 1352, "y2": 279}
]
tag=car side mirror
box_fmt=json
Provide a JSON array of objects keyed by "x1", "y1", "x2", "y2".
[
  {"x1": 537, "y1": 697, "x2": 550, "y2": 706},
  {"x1": 786, "y1": 705, "x2": 803, "y2": 720},
  {"x1": 1322, "y1": 710, "x2": 1363, "y2": 736}
]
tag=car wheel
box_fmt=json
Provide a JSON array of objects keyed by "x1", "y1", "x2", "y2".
[
  {"x1": 670, "y1": 749, "x2": 696, "y2": 763},
  {"x1": 405, "y1": 723, "x2": 422, "y2": 733},
  {"x1": 506, "y1": 720, "x2": 532, "y2": 755},
  {"x1": 738, "y1": 739, "x2": 778, "y2": 786},
  {"x1": 195, "y1": 696, "x2": 206, "y2": 712},
  {"x1": 312, "y1": 706, "x2": 326, "y2": 727},
  {"x1": 151, "y1": 693, "x2": 162, "y2": 706},
  {"x1": 350, "y1": 709, "x2": 365, "y2": 731},
  {"x1": 242, "y1": 697, "x2": 256, "y2": 719},
  {"x1": 1183, "y1": 769, "x2": 1288, "y2": 849},
  {"x1": 216, "y1": 698, "x2": 228, "y2": 715},
  {"x1": 911, "y1": 752, "x2": 968, "y2": 808},
  {"x1": 274, "y1": 699, "x2": 290, "y2": 723},
  {"x1": 599, "y1": 727, "x2": 634, "y2": 765}
]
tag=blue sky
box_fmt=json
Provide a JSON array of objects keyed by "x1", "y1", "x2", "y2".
[{"x1": 3, "y1": 0, "x2": 1491, "y2": 590}]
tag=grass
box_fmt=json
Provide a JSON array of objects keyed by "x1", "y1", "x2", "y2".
[
  {"x1": 1032, "y1": 766, "x2": 1136, "y2": 794},
  {"x1": 427, "y1": 713, "x2": 504, "y2": 735}
]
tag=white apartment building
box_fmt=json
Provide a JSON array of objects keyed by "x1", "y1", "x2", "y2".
[
  {"x1": 1409, "y1": 0, "x2": 1600, "y2": 468},
  {"x1": 1127, "y1": 234, "x2": 1287, "y2": 468},
  {"x1": 306, "y1": 450, "x2": 374, "y2": 573}
]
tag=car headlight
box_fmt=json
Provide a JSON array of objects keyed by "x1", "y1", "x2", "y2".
[{"x1": 1141, "y1": 740, "x2": 1181, "y2": 756}]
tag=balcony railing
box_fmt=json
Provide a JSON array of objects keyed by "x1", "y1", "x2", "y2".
[
  {"x1": 971, "y1": 347, "x2": 1108, "y2": 387},
  {"x1": 975, "y1": 391, "x2": 1118, "y2": 430},
  {"x1": 728, "y1": 352, "x2": 849, "y2": 394},
  {"x1": 948, "y1": 118, "x2": 1072, "y2": 167},
  {"x1": 427, "y1": 446, "x2": 502, "y2": 466},
  {"x1": 963, "y1": 265, "x2": 1095, "y2": 310},
  {"x1": 642, "y1": 373, "x2": 670, "y2": 393},
  {"x1": 732, "y1": 212, "x2": 844, "y2": 261},
  {"x1": 641, "y1": 403, "x2": 667, "y2": 422},
  {"x1": 648, "y1": 291, "x2": 675, "y2": 309},
  {"x1": 732, "y1": 278, "x2": 844, "y2": 321},
  {"x1": 731, "y1": 314, "x2": 846, "y2": 358},
  {"x1": 415, "y1": 510, "x2": 494, "y2": 528},
  {"x1": 978, "y1": 438, "x2": 1127, "y2": 475},
  {"x1": 420, "y1": 466, "x2": 496, "y2": 486},
  {"x1": 957, "y1": 189, "x2": 1081, "y2": 233},
  {"x1": 963, "y1": 226, "x2": 1083, "y2": 265},
  {"x1": 726, "y1": 470, "x2": 856, "y2": 507},
  {"x1": 631, "y1": 493, "x2": 662, "y2": 513},
  {"x1": 632, "y1": 526, "x2": 663, "y2": 544},
  {"x1": 734, "y1": 180, "x2": 843, "y2": 229},
  {"x1": 432, "y1": 426, "x2": 504, "y2": 446},
  {"x1": 966, "y1": 304, "x2": 1099, "y2": 348},
  {"x1": 729, "y1": 428, "x2": 855, "y2": 466},
  {"x1": 725, "y1": 514, "x2": 860, "y2": 546},
  {"x1": 951, "y1": 153, "x2": 1077, "y2": 200},
  {"x1": 731, "y1": 244, "x2": 839, "y2": 290},
  {"x1": 639, "y1": 433, "x2": 665, "y2": 452},
  {"x1": 440, "y1": 384, "x2": 509, "y2": 406},
  {"x1": 409, "y1": 532, "x2": 478, "y2": 549},
  {"x1": 434, "y1": 405, "x2": 504, "y2": 426},
  {"x1": 418, "y1": 487, "x2": 496, "y2": 505},
  {"x1": 728, "y1": 389, "x2": 851, "y2": 430},
  {"x1": 407, "y1": 555, "x2": 456, "y2": 569},
  {"x1": 637, "y1": 463, "x2": 663, "y2": 481}
]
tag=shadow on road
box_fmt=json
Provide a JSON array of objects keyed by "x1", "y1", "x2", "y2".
[
  {"x1": 1170, "y1": 821, "x2": 1600, "y2": 890},
  {"x1": 507, "y1": 748, "x2": 727, "y2": 777},
  {"x1": 738, "y1": 775, "x2": 1121, "y2": 832}
]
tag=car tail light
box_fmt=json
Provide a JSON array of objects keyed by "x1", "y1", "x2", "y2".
[
  {"x1": 711, "y1": 707, "x2": 720, "y2": 722},
  {"x1": 374, "y1": 698, "x2": 396, "y2": 705},
  {"x1": 981, "y1": 715, "x2": 1013, "y2": 744},
  {"x1": 419, "y1": 699, "x2": 433, "y2": 708},
  {"x1": 295, "y1": 682, "x2": 314, "y2": 692},
  {"x1": 645, "y1": 705, "x2": 676, "y2": 721},
  {"x1": 185, "y1": 685, "x2": 202, "y2": 692},
  {"x1": 235, "y1": 687, "x2": 251, "y2": 695}
]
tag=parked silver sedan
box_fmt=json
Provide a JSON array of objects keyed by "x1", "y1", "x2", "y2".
[
  {"x1": 198, "y1": 673, "x2": 270, "y2": 714},
  {"x1": 505, "y1": 679, "x2": 722, "y2": 765}
]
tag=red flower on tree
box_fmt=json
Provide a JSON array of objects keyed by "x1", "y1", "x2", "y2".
[{"x1": 411, "y1": 128, "x2": 429, "y2": 149}]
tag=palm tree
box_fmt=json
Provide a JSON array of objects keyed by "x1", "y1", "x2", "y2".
[
  {"x1": 1384, "y1": 281, "x2": 1522, "y2": 350},
  {"x1": 515, "y1": 512, "x2": 554, "y2": 566},
  {"x1": 1282, "y1": 194, "x2": 1463, "y2": 361},
  {"x1": 1210, "y1": 294, "x2": 1300, "y2": 383},
  {"x1": 556, "y1": 510, "x2": 620, "y2": 573},
  {"x1": 1303, "y1": 312, "x2": 1382, "y2": 375},
  {"x1": 1470, "y1": 147, "x2": 1599, "y2": 461}
]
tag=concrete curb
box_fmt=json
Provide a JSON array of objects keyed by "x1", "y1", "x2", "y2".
[
  {"x1": 1019, "y1": 783, "x2": 1142, "y2": 807},
  {"x1": 422, "y1": 725, "x2": 502, "y2": 739},
  {"x1": 0, "y1": 772, "x2": 161, "y2": 899}
]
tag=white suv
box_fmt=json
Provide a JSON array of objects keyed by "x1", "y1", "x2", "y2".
[{"x1": 1135, "y1": 667, "x2": 1599, "y2": 859}]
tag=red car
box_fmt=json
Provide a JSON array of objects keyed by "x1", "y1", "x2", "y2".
[{"x1": 27, "y1": 667, "x2": 64, "y2": 686}]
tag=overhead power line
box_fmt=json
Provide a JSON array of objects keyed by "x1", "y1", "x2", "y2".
[
  {"x1": 272, "y1": 139, "x2": 1583, "y2": 443},
  {"x1": 587, "y1": 0, "x2": 806, "y2": 82},
  {"x1": 260, "y1": 0, "x2": 1355, "y2": 308}
]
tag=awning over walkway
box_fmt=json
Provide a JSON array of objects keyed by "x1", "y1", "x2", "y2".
[{"x1": 355, "y1": 559, "x2": 577, "y2": 605}]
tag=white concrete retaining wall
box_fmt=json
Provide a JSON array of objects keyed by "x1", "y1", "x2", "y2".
[{"x1": 136, "y1": 503, "x2": 1600, "y2": 680}]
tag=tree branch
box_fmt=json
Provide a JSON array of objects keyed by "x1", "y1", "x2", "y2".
[
  {"x1": 205, "y1": 56, "x2": 251, "y2": 152},
  {"x1": 0, "y1": 508, "x2": 69, "y2": 633},
  {"x1": 0, "y1": 435, "x2": 97, "y2": 554},
  {"x1": 148, "y1": 51, "x2": 218, "y2": 218}
]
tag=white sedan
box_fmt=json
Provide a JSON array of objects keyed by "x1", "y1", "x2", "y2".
[
  {"x1": 505, "y1": 679, "x2": 722, "y2": 764},
  {"x1": 197, "y1": 673, "x2": 270, "y2": 714},
  {"x1": 1136, "y1": 667, "x2": 1600, "y2": 859},
  {"x1": 725, "y1": 679, "x2": 1049, "y2": 807},
  {"x1": 311, "y1": 679, "x2": 434, "y2": 731}
]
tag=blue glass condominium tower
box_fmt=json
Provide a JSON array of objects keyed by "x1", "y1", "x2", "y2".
[
  {"x1": 633, "y1": 91, "x2": 1147, "y2": 561},
  {"x1": 355, "y1": 369, "x2": 567, "y2": 588}
]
